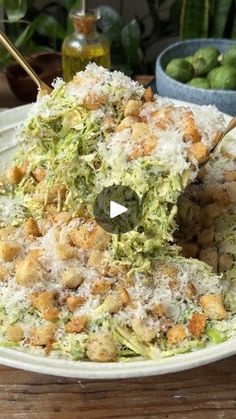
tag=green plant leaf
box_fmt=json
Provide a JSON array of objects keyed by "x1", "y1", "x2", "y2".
[
  {"x1": 15, "y1": 22, "x2": 35, "y2": 48},
  {"x1": 180, "y1": 0, "x2": 210, "y2": 39},
  {"x1": 98, "y1": 6, "x2": 123, "y2": 43},
  {"x1": 34, "y1": 13, "x2": 66, "y2": 40},
  {"x1": 211, "y1": 0, "x2": 233, "y2": 37},
  {"x1": 121, "y1": 19, "x2": 141, "y2": 66},
  {"x1": 3, "y1": 0, "x2": 28, "y2": 22},
  {"x1": 64, "y1": 0, "x2": 81, "y2": 11}
]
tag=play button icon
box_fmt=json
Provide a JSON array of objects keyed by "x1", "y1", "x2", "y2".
[
  {"x1": 94, "y1": 185, "x2": 142, "y2": 234},
  {"x1": 110, "y1": 201, "x2": 128, "y2": 219}
]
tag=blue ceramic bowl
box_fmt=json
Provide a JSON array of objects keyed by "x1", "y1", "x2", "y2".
[{"x1": 156, "y1": 39, "x2": 236, "y2": 115}]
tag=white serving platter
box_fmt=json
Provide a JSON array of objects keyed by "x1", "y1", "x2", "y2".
[{"x1": 0, "y1": 102, "x2": 235, "y2": 379}]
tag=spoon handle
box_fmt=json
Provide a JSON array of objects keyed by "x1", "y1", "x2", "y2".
[{"x1": 0, "y1": 29, "x2": 52, "y2": 94}]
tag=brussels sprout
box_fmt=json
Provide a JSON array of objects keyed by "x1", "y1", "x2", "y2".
[
  {"x1": 187, "y1": 77, "x2": 210, "y2": 89},
  {"x1": 192, "y1": 47, "x2": 220, "y2": 76},
  {"x1": 166, "y1": 58, "x2": 194, "y2": 82},
  {"x1": 208, "y1": 66, "x2": 236, "y2": 90},
  {"x1": 223, "y1": 45, "x2": 236, "y2": 67},
  {"x1": 185, "y1": 55, "x2": 194, "y2": 64}
]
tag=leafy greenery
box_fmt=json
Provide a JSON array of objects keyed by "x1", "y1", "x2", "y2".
[
  {"x1": 0, "y1": 0, "x2": 235, "y2": 74},
  {"x1": 180, "y1": 0, "x2": 236, "y2": 39}
]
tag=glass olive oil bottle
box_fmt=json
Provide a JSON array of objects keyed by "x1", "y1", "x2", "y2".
[{"x1": 62, "y1": 8, "x2": 110, "y2": 82}]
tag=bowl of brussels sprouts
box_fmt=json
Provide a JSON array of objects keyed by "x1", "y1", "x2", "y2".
[{"x1": 156, "y1": 39, "x2": 236, "y2": 115}]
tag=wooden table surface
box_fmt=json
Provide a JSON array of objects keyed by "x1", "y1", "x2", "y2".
[{"x1": 1, "y1": 73, "x2": 236, "y2": 419}]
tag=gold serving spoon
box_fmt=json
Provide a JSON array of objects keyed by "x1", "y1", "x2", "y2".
[
  {"x1": 0, "y1": 28, "x2": 52, "y2": 95},
  {"x1": 201, "y1": 114, "x2": 236, "y2": 167}
]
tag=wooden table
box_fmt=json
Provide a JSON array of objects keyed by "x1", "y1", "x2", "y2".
[{"x1": 1, "y1": 73, "x2": 236, "y2": 419}]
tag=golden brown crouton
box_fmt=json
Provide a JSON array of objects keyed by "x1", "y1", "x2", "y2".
[
  {"x1": 86, "y1": 332, "x2": 117, "y2": 362},
  {"x1": 157, "y1": 263, "x2": 178, "y2": 279},
  {"x1": 66, "y1": 295, "x2": 87, "y2": 312},
  {"x1": 199, "y1": 248, "x2": 218, "y2": 272},
  {"x1": 55, "y1": 243, "x2": 75, "y2": 260},
  {"x1": 53, "y1": 212, "x2": 72, "y2": 224},
  {"x1": 187, "y1": 142, "x2": 208, "y2": 164},
  {"x1": 116, "y1": 116, "x2": 138, "y2": 132},
  {"x1": 118, "y1": 287, "x2": 131, "y2": 306},
  {"x1": 37, "y1": 219, "x2": 52, "y2": 236},
  {"x1": 167, "y1": 324, "x2": 187, "y2": 345},
  {"x1": 199, "y1": 294, "x2": 226, "y2": 320},
  {"x1": 144, "y1": 87, "x2": 154, "y2": 102},
  {"x1": 223, "y1": 170, "x2": 236, "y2": 182},
  {"x1": 0, "y1": 226, "x2": 16, "y2": 241},
  {"x1": 149, "y1": 303, "x2": 165, "y2": 318},
  {"x1": 42, "y1": 307, "x2": 59, "y2": 321},
  {"x1": 6, "y1": 324, "x2": 24, "y2": 342},
  {"x1": 182, "y1": 111, "x2": 201, "y2": 143},
  {"x1": 24, "y1": 218, "x2": 40, "y2": 237},
  {"x1": 65, "y1": 316, "x2": 87, "y2": 333},
  {"x1": 30, "y1": 291, "x2": 56, "y2": 311},
  {"x1": 32, "y1": 166, "x2": 46, "y2": 182},
  {"x1": 131, "y1": 318, "x2": 156, "y2": 343},
  {"x1": 181, "y1": 242, "x2": 199, "y2": 258},
  {"x1": 0, "y1": 241, "x2": 21, "y2": 262},
  {"x1": 124, "y1": 100, "x2": 142, "y2": 117},
  {"x1": 91, "y1": 279, "x2": 111, "y2": 294},
  {"x1": 185, "y1": 282, "x2": 197, "y2": 299},
  {"x1": 60, "y1": 268, "x2": 84, "y2": 289},
  {"x1": 188, "y1": 313, "x2": 206, "y2": 337},
  {"x1": 218, "y1": 253, "x2": 233, "y2": 272},
  {"x1": 198, "y1": 227, "x2": 214, "y2": 248},
  {"x1": 129, "y1": 134, "x2": 157, "y2": 160},
  {"x1": 152, "y1": 107, "x2": 173, "y2": 130},
  {"x1": 0, "y1": 265, "x2": 8, "y2": 282},
  {"x1": 15, "y1": 255, "x2": 44, "y2": 287},
  {"x1": 102, "y1": 294, "x2": 123, "y2": 314},
  {"x1": 7, "y1": 166, "x2": 24, "y2": 185},
  {"x1": 87, "y1": 249, "x2": 105, "y2": 268},
  {"x1": 68, "y1": 222, "x2": 105, "y2": 251},
  {"x1": 83, "y1": 93, "x2": 107, "y2": 110},
  {"x1": 31, "y1": 325, "x2": 56, "y2": 346},
  {"x1": 131, "y1": 122, "x2": 150, "y2": 140}
]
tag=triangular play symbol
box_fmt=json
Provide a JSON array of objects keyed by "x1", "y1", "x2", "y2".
[{"x1": 110, "y1": 200, "x2": 128, "y2": 219}]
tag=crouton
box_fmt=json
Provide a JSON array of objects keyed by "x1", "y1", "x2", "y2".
[
  {"x1": 65, "y1": 316, "x2": 87, "y2": 333},
  {"x1": 15, "y1": 255, "x2": 44, "y2": 287},
  {"x1": 149, "y1": 303, "x2": 165, "y2": 318},
  {"x1": 42, "y1": 307, "x2": 59, "y2": 321},
  {"x1": 24, "y1": 218, "x2": 40, "y2": 237},
  {"x1": 37, "y1": 219, "x2": 52, "y2": 236},
  {"x1": 83, "y1": 93, "x2": 107, "y2": 110},
  {"x1": 60, "y1": 268, "x2": 84, "y2": 289},
  {"x1": 0, "y1": 265, "x2": 8, "y2": 282},
  {"x1": 199, "y1": 294, "x2": 226, "y2": 320},
  {"x1": 124, "y1": 100, "x2": 142, "y2": 117},
  {"x1": 185, "y1": 282, "x2": 197, "y2": 299},
  {"x1": 118, "y1": 287, "x2": 131, "y2": 306},
  {"x1": 129, "y1": 134, "x2": 157, "y2": 160},
  {"x1": 167, "y1": 324, "x2": 187, "y2": 345},
  {"x1": 224, "y1": 170, "x2": 236, "y2": 182},
  {"x1": 102, "y1": 293, "x2": 123, "y2": 314},
  {"x1": 218, "y1": 253, "x2": 233, "y2": 272},
  {"x1": 66, "y1": 296, "x2": 86, "y2": 312},
  {"x1": 30, "y1": 291, "x2": 56, "y2": 311},
  {"x1": 157, "y1": 263, "x2": 178, "y2": 279},
  {"x1": 0, "y1": 241, "x2": 21, "y2": 262},
  {"x1": 31, "y1": 325, "x2": 56, "y2": 346},
  {"x1": 131, "y1": 122, "x2": 150, "y2": 140},
  {"x1": 53, "y1": 212, "x2": 72, "y2": 224},
  {"x1": 32, "y1": 166, "x2": 46, "y2": 182},
  {"x1": 181, "y1": 242, "x2": 199, "y2": 258},
  {"x1": 86, "y1": 332, "x2": 117, "y2": 362},
  {"x1": 187, "y1": 142, "x2": 208, "y2": 164},
  {"x1": 116, "y1": 116, "x2": 138, "y2": 132},
  {"x1": 131, "y1": 318, "x2": 156, "y2": 343},
  {"x1": 0, "y1": 226, "x2": 16, "y2": 241},
  {"x1": 55, "y1": 243, "x2": 75, "y2": 260},
  {"x1": 88, "y1": 249, "x2": 104, "y2": 268},
  {"x1": 91, "y1": 279, "x2": 111, "y2": 294},
  {"x1": 188, "y1": 313, "x2": 206, "y2": 337},
  {"x1": 144, "y1": 86, "x2": 154, "y2": 102},
  {"x1": 198, "y1": 227, "x2": 214, "y2": 248},
  {"x1": 7, "y1": 166, "x2": 24, "y2": 185},
  {"x1": 152, "y1": 107, "x2": 173, "y2": 130},
  {"x1": 199, "y1": 248, "x2": 218, "y2": 273},
  {"x1": 182, "y1": 111, "x2": 201, "y2": 143},
  {"x1": 6, "y1": 324, "x2": 24, "y2": 342},
  {"x1": 68, "y1": 223, "x2": 106, "y2": 250}
]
